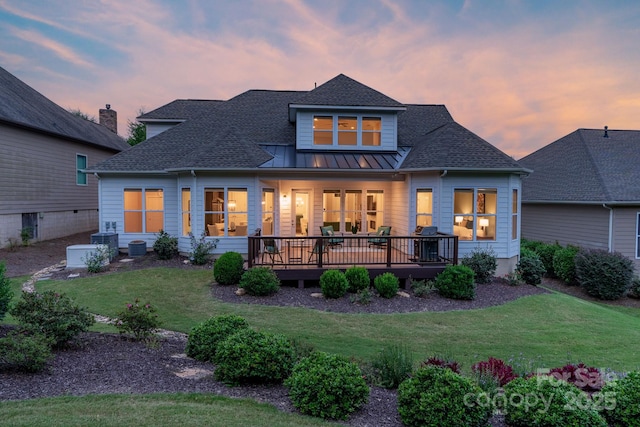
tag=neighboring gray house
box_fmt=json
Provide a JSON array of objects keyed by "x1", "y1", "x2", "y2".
[
  {"x1": 0, "y1": 66, "x2": 129, "y2": 245},
  {"x1": 88, "y1": 74, "x2": 528, "y2": 274},
  {"x1": 519, "y1": 127, "x2": 640, "y2": 271}
]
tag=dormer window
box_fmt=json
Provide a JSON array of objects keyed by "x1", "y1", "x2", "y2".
[{"x1": 313, "y1": 114, "x2": 382, "y2": 147}]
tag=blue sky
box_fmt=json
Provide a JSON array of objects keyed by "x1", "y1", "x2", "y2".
[{"x1": 1, "y1": 0, "x2": 639, "y2": 158}]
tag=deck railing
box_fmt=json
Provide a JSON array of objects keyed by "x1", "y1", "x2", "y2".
[{"x1": 247, "y1": 232, "x2": 458, "y2": 269}]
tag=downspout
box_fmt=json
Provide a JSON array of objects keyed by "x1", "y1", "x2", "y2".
[
  {"x1": 94, "y1": 173, "x2": 102, "y2": 232},
  {"x1": 603, "y1": 204, "x2": 613, "y2": 252},
  {"x1": 440, "y1": 170, "x2": 448, "y2": 177}
]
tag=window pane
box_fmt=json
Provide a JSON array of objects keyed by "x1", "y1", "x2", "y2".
[
  {"x1": 478, "y1": 216, "x2": 495, "y2": 240},
  {"x1": 362, "y1": 117, "x2": 381, "y2": 146},
  {"x1": 454, "y1": 189, "x2": 473, "y2": 214},
  {"x1": 182, "y1": 188, "x2": 191, "y2": 236},
  {"x1": 477, "y1": 189, "x2": 497, "y2": 214},
  {"x1": 262, "y1": 189, "x2": 275, "y2": 236},
  {"x1": 417, "y1": 189, "x2": 433, "y2": 227},
  {"x1": 338, "y1": 116, "x2": 357, "y2": 145},
  {"x1": 512, "y1": 189, "x2": 518, "y2": 213},
  {"x1": 345, "y1": 190, "x2": 362, "y2": 232},
  {"x1": 124, "y1": 189, "x2": 142, "y2": 210},
  {"x1": 76, "y1": 155, "x2": 87, "y2": 185},
  {"x1": 366, "y1": 190, "x2": 383, "y2": 232},
  {"x1": 314, "y1": 116, "x2": 333, "y2": 145},
  {"x1": 76, "y1": 155, "x2": 87, "y2": 169},
  {"x1": 323, "y1": 190, "x2": 341, "y2": 228},
  {"x1": 205, "y1": 189, "x2": 225, "y2": 232},
  {"x1": 145, "y1": 189, "x2": 163, "y2": 210},
  {"x1": 124, "y1": 211, "x2": 142, "y2": 233},
  {"x1": 146, "y1": 211, "x2": 163, "y2": 233}
]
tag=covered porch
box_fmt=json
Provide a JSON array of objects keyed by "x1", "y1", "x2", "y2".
[{"x1": 247, "y1": 232, "x2": 458, "y2": 288}]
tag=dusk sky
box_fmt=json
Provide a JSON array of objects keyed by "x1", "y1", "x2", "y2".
[{"x1": 1, "y1": 0, "x2": 639, "y2": 159}]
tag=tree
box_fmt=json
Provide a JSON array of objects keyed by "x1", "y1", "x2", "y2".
[
  {"x1": 127, "y1": 108, "x2": 147, "y2": 146},
  {"x1": 68, "y1": 108, "x2": 96, "y2": 123}
]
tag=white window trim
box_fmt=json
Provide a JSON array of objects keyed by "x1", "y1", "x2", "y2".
[
  {"x1": 123, "y1": 188, "x2": 165, "y2": 234},
  {"x1": 76, "y1": 153, "x2": 88, "y2": 186},
  {"x1": 313, "y1": 114, "x2": 381, "y2": 148}
]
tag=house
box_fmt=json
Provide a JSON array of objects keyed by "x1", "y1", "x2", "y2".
[
  {"x1": 519, "y1": 127, "x2": 640, "y2": 271},
  {"x1": 87, "y1": 74, "x2": 528, "y2": 277},
  {"x1": 0, "y1": 66, "x2": 130, "y2": 245}
]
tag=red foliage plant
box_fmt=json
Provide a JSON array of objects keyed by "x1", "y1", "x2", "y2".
[
  {"x1": 548, "y1": 363, "x2": 604, "y2": 391},
  {"x1": 471, "y1": 357, "x2": 518, "y2": 387}
]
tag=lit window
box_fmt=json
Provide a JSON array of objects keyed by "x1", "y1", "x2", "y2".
[
  {"x1": 313, "y1": 116, "x2": 333, "y2": 145},
  {"x1": 76, "y1": 154, "x2": 87, "y2": 185},
  {"x1": 123, "y1": 188, "x2": 164, "y2": 233},
  {"x1": 312, "y1": 115, "x2": 382, "y2": 147},
  {"x1": 338, "y1": 116, "x2": 357, "y2": 145},
  {"x1": 204, "y1": 188, "x2": 248, "y2": 237},
  {"x1": 416, "y1": 189, "x2": 433, "y2": 227},
  {"x1": 512, "y1": 189, "x2": 518, "y2": 240},
  {"x1": 181, "y1": 188, "x2": 191, "y2": 236},
  {"x1": 453, "y1": 188, "x2": 496, "y2": 240},
  {"x1": 362, "y1": 117, "x2": 381, "y2": 146}
]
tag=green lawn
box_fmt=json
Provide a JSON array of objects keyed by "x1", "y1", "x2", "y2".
[
  {"x1": 4, "y1": 268, "x2": 640, "y2": 425},
  {"x1": 16, "y1": 267, "x2": 640, "y2": 372}
]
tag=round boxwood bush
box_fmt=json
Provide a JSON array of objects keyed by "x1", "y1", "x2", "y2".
[
  {"x1": 398, "y1": 365, "x2": 491, "y2": 427},
  {"x1": 213, "y1": 328, "x2": 295, "y2": 386},
  {"x1": 600, "y1": 371, "x2": 640, "y2": 427},
  {"x1": 553, "y1": 245, "x2": 580, "y2": 285},
  {"x1": 516, "y1": 248, "x2": 546, "y2": 285},
  {"x1": 213, "y1": 251, "x2": 245, "y2": 285},
  {"x1": 434, "y1": 264, "x2": 476, "y2": 300},
  {"x1": 185, "y1": 315, "x2": 249, "y2": 362},
  {"x1": 285, "y1": 351, "x2": 369, "y2": 420},
  {"x1": 575, "y1": 249, "x2": 634, "y2": 300},
  {"x1": 320, "y1": 269, "x2": 348, "y2": 299},
  {"x1": 239, "y1": 267, "x2": 280, "y2": 296},
  {"x1": 374, "y1": 272, "x2": 399, "y2": 298},
  {"x1": 503, "y1": 376, "x2": 607, "y2": 427},
  {"x1": 0, "y1": 331, "x2": 54, "y2": 373},
  {"x1": 344, "y1": 266, "x2": 370, "y2": 292},
  {"x1": 461, "y1": 247, "x2": 497, "y2": 284}
]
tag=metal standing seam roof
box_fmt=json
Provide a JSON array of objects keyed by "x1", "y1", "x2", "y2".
[{"x1": 259, "y1": 145, "x2": 411, "y2": 170}]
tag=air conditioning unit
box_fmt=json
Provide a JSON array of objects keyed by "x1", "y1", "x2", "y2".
[{"x1": 90, "y1": 233, "x2": 119, "y2": 260}]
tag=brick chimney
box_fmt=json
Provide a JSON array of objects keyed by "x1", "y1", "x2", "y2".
[{"x1": 99, "y1": 104, "x2": 117, "y2": 134}]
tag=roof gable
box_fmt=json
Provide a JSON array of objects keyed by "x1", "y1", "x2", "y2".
[
  {"x1": 292, "y1": 74, "x2": 405, "y2": 108},
  {"x1": 0, "y1": 66, "x2": 129, "y2": 152},
  {"x1": 519, "y1": 128, "x2": 640, "y2": 202}
]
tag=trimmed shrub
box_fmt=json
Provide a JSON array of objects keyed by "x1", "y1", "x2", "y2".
[
  {"x1": 503, "y1": 376, "x2": 607, "y2": 427},
  {"x1": 0, "y1": 262, "x2": 13, "y2": 321},
  {"x1": 320, "y1": 269, "x2": 348, "y2": 299},
  {"x1": 600, "y1": 371, "x2": 640, "y2": 427},
  {"x1": 628, "y1": 276, "x2": 640, "y2": 299},
  {"x1": 114, "y1": 298, "x2": 161, "y2": 341},
  {"x1": 213, "y1": 251, "x2": 245, "y2": 285},
  {"x1": 185, "y1": 315, "x2": 249, "y2": 362},
  {"x1": 374, "y1": 272, "x2": 399, "y2": 299},
  {"x1": 153, "y1": 229, "x2": 178, "y2": 260},
  {"x1": 521, "y1": 238, "x2": 543, "y2": 253},
  {"x1": 516, "y1": 248, "x2": 546, "y2": 285},
  {"x1": 9, "y1": 290, "x2": 95, "y2": 347},
  {"x1": 535, "y1": 242, "x2": 562, "y2": 276},
  {"x1": 398, "y1": 365, "x2": 491, "y2": 427},
  {"x1": 344, "y1": 266, "x2": 370, "y2": 293},
  {"x1": 461, "y1": 247, "x2": 497, "y2": 284},
  {"x1": 553, "y1": 245, "x2": 580, "y2": 285},
  {"x1": 350, "y1": 287, "x2": 372, "y2": 305},
  {"x1": 471, "y1": 357, "x2": 517, "y2": 387},
  {"x1": 239, "y1": 267, "x2": 280, "y2": 296},
  {"x1": 285, "y1": 351, "x2": 369, "y2": 420},
  {"x1": 0, "y1": 330, "x2": 54, "y2": 372},
  {"x1": 434, "y1": 264, "x2": 476, "y2": 300},
  {"x1": 370, "y1": 344, "x2": 414, "y2": 389},
  {"x1": 575, "y1": 249, "x2": 634, "y2": 300},
  {"x1": 214, "y1": 328, "x2": 295, "y2": 385}
]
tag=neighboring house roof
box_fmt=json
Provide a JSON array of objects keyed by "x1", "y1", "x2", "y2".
[
  {"x1": 88, "y1": 74, "x2": 526, "y2": 174},
  {"x1": 519, "y1": 128, "x2": 640, "y2": 203},
  {"x1": 0, "y1": 66, "x2": 129, "y2": 152}
]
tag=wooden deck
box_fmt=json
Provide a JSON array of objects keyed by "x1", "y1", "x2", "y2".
[{"x1": 248, "y1": 233, "x2": 458, "y2": 288}]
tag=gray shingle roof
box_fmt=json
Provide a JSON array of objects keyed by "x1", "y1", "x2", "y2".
[
  {"x1": 0, "y1": 66, "x2": 129, "y2": 152},
  {"x1": 519, "y1": 128, "x2": 640, "y2": 203},
  {"x1": 88, "y1": 74, "x2": 526, "y2": 174},
  {"x1": 293, "y1": 74, "x2": 405, "y2": 108}
]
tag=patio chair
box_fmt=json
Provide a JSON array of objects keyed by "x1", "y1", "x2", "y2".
[
  {"x1": 368, "y1": 226, "x2": 392, "y2": 248},
  {"x1": 262, "y1": 238, "x2": 283, "y2": 264},
  {"x1": 307, "y1": 239, "x2": 329, "y2": 263},
  {"x1": 319, "y1": 225, "x2": 344, "y2": 248}
]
